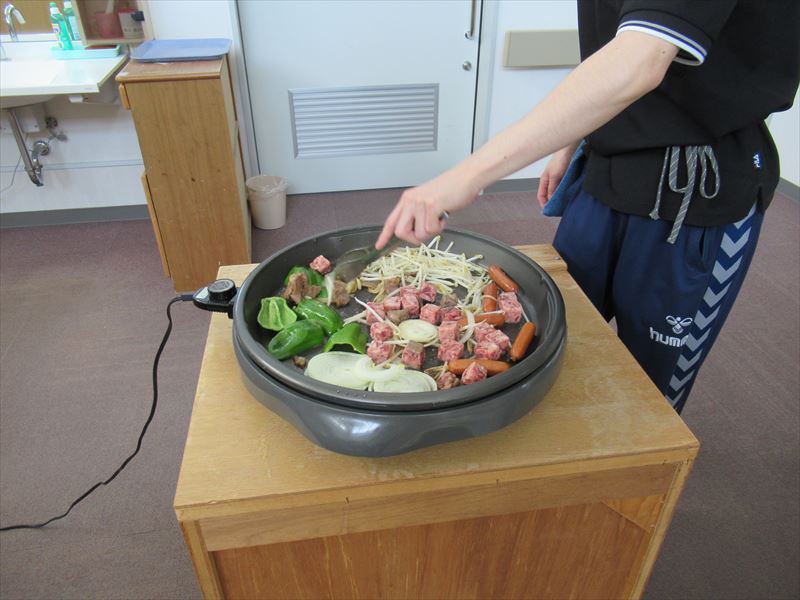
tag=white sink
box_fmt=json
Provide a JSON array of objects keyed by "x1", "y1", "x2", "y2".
[
  {"x1": 0, "y1": 40, "x2": 127, "y2": 108},
  {"x1": 0, "y1": 61, "x2": 58, "y2": 108}
]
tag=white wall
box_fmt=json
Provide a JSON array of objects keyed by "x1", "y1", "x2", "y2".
[
  {"x1": 484, "y1": 0, "x2": 578, "y2": 180},
  {"x1": 0, "y1": 0, "x2": 240, "y2": 216},
  {"x1": 769, "y1": 91, "x2": 800, "y2": 187},
  {"x1": 145, "y1": 0, "x2": 234, "y2": 40},
  {"x1": 0, "y1": 88, "x2": 145, "y2": 214}
]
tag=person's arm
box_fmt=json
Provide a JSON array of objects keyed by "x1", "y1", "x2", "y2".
[
  {"x1": 377, "y1": 30, "x2": 678, "y2": 248},
  {"x1": 536, "y1": 141, "x2": 581, "y2": 208}
]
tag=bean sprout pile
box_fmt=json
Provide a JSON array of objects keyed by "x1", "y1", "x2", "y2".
[{"x1": 358, "y1": 236, "x2": 490, "y2": 309}]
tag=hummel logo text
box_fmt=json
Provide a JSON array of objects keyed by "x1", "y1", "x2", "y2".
[
  {"x1": 650, "y1": 327, "x2": 687, "y2": 347},
  {"x1": 650, "y1": 316, "x2": 692, "y2": 347}
]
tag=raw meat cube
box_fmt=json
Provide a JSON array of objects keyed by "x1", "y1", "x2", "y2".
[
  {"x1": 486, "y1": 329, "x2": 511, "y2": 351},
  {"x1": 399, "y1": 285, "x2": 419, "y2": 298},
  {"x1": 401, "y1": 341, "x2": 425, "y2": 370},
  {"x1": 440, "y1": 307, "x2": 462, "y2": 322},
  {"x1": 418, "y1": 283, "x2": 437, "y2": 303},
  {"x1": 383, "y1": 295, "x2": 402, "y2": 311},
  {"x1": 370, "y1": 322, "x2": 394, "y2": 342},
  {"x1": 437, "y1": 340, "x2": 464, "y2": 362},
  {"x1": 461, "y1": 362, "x2": 488, "y2": 385},
  {"x1": 366, "y1": 302, "x2": 386, "y2": 325},
  {"x1": 401, "y1": 294, "x2": 420, "y2": 317},
  {"x1": 474, "y1": 321, "x2": 496, "y2": 343},
  {"x1": 309, "y1": 255, "x2": 331, "y2": 274},
  {"x1": 436, "y1": 371, "x2": 460, "y2": 389},
  {"x1": 498, "y1": 292, "x2": 523, "y2": 324},
  {"x1": 438, "y1": 320, "x2": 460, "y2": 343},
  {"x1": 420, "y1": 303, "x2": 441, "y2": 325},
  {"x1": 474, "y1": 341, "x2": 502, "y2": 361},
  {"x1": 367, "y1": 340, "x2": 392, "y2": 364}
]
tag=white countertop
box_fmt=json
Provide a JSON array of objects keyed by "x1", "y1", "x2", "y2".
[{"x1": 0, "y1": 40, "x2": 128, "y2": 101}]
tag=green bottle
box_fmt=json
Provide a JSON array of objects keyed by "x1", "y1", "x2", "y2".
[
  {"x1": 49, "y1": 2, "x2": 73, "y2": 50},
  {"x1": 62, "y1": 0, "x2": 80, "y2": 42}
]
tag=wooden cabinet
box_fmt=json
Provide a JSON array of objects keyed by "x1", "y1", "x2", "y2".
[
  {"x1": 73, "y1": 0, "x2": 151, "y2": 47},
  {"x1": 117, "y1": 57, "x2": 251, "y2": 292},
  {"x1": 174, "y1": 246, "x2": 699, "y2": 600}
]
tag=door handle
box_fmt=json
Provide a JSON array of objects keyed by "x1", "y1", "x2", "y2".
[{"x1": 465, "y1": 0, "x2": 477, "y2": 39}]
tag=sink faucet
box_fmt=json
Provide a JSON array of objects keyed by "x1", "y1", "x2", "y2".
[{"x1": 3, "y1": 3, "x2": 26, "y2": 42}]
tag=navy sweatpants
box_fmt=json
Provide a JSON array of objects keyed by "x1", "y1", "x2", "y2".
[{"x1": 553, "y1": 176, "x2": 764, "y2": 413}]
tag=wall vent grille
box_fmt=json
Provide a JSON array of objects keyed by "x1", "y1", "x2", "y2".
[{"x1": 289, "y1": 84, "x2": 439, "y2": 158}]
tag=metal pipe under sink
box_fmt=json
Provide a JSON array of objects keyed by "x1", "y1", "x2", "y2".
[{"x1": 5, "y1": 108, "x2": 48, "y2": 186}]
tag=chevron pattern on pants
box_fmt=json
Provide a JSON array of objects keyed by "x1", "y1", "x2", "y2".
[{"x1": 665, "y1": 205, "x2": 757, "y2": 407}]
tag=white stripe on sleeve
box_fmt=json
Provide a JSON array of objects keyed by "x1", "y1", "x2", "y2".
[{"x1": 617, "y1": 23, "x2": 705, "y2": 66}]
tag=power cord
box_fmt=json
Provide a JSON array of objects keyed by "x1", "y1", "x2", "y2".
[{"x1": 0, "y1": 294, "x2": 193, "y2": 532}]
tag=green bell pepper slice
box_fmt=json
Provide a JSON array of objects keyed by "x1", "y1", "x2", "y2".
[
  {"x1": 323, "y1": 322, "x2": 368, "y2": 354},
  {"x1": 293, "y1": 298, "x2": 343, "y2": 336},
  {"x1": 284, "y1": 266, "x2": 327, "y2": 298},
  {"x1": 257, "y1": 297, "x2": 297, "y2": 331},
  {"x1": 266, "y1": 319, "x2": 325, "y2": 360}
]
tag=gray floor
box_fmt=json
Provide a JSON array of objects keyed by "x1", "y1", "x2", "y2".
[{"x1": 0, "y1": 188, "x2": 798, "y2": 600}]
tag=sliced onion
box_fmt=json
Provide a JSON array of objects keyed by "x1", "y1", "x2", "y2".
[
  {"x1": 323, "y1": 273, "x2": 335, "y2": 306},
  {"x1": 397, "y1": 319, "x2": 438, "y2": 343},
  {"x1": 458, "y1": 309, "x2": 475, "y2": 344},
  {"x1": 372, "y1": 371, "x2": 437, "y2": 393},
  {"x1": 305, "y1": 352, "x2": 369, "y2": 389},
  {"x1": 354, "y1": 356, "x2": 404, "y2": 382}
]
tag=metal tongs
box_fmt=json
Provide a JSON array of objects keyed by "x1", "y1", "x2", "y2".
[
  {"x1": 331, "y1": 235, "x2": 404, "y2": 282},
  {"x1": 331, "y1": 212, "x2": 450, "y2": 282}
]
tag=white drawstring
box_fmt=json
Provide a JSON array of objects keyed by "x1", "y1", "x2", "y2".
[{"x1": 650, "y1": 145, "x2": 720, "y2": 243}]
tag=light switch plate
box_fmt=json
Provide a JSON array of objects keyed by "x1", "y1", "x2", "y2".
[{"x1": 504, "y1": 30, "x2": 581, "y2": 69}]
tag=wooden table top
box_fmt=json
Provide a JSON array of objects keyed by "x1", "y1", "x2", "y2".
[
  {"x1": 174, "y1": 244, "x2": 698, "y2": 520},
  {"x1": 116, "y1": 57, "x2": 224, "y2": 83}
]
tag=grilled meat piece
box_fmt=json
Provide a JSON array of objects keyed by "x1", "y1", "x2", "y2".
[
  {"x1": 436, "y1": 371, "x2": 460, "y2": 389},
  {"x1": 331, "y1": 280, "x2": 350, "y2": 307},
  {"x1": 281, "y1": 272, "x2": 309, "y2": 305},
  {"x1": 387, "y1": 308, "x2": 411, "y2": 324},
  {"x1": 401, "y1": 341, "x2": 425, "y2": 370}
]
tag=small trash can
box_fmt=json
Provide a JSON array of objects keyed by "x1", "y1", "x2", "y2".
[{"x1": 246, "y1": 175, "x2": 288, "y2": 230}]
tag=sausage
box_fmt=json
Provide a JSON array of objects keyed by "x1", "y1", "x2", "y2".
[
  {"x1": 488, "y1": 265, "x2": 519, "y2": 293},
  {"x1": 457, "y1": 312, "x2": 505, "y2": 328},
  {"x1": 482, "y1": 282, "x2": 498, "y2": 312},
  {"x1": 509, "y1": 322, "x2": 537, "y2": 362},
  {"x1": 447, "y1": 359, "x2": 510, "y2": 376}
]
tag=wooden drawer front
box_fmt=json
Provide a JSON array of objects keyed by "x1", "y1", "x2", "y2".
[{"x1": 141, "y1": 172, "x2": 170, "y2": 277}]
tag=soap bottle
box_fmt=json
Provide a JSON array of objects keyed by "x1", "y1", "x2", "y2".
[
  {"x1": 49, "y1": 2, "x2": 73, "y2": 50},
  {"x1": 62, "y1": 0, "x2": 81, "y2": 42}
]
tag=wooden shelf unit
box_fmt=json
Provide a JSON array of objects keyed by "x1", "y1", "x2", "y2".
[
  {"x1": 117, "y1": 56, "x2": 251, "y2": 292},
  {"x1": 73, "y1": 0, "x2": 150, "y2": 47}
]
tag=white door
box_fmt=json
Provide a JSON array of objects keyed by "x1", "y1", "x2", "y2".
[{"x1": 238, "y1": 0, "x2": 481, "y2": 193}]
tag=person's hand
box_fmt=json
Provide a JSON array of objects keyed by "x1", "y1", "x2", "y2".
[
  {"x1": 536, "y1": 146, "x2": 575, "y2": 208},
  {"x1": 376, "y1": 168, "x2": 479, "y2": 249}
]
